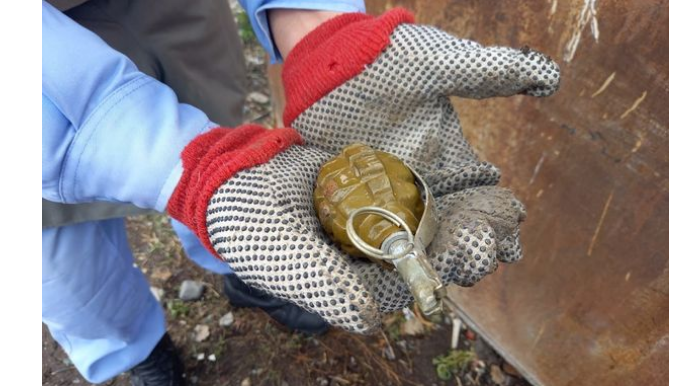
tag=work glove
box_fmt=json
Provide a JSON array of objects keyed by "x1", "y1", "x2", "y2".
[{"x1": 168, "y1": 8, "x2": 560, "y2": 335}]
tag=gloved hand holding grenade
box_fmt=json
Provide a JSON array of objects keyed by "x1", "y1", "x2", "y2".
[{"x1": 169, "y1": 8, "x2": 559, "y2": 334}]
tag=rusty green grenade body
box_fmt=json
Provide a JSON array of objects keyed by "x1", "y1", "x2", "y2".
[
  {"x1": 314, "y1": 143, "x2": 424, "y2": 263},
  {"x1": 315, "y1": 143, "x2": 446, "y2": 315}
]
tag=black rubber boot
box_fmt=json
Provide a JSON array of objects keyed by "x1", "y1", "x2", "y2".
[
  {"x1": 223, "y1": 274, "x2": 329, "y2": 335},
  {"x1": 129, "y1": 333, "x2": 185, "y2": 386}
]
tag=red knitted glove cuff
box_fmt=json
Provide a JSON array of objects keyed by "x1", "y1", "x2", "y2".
[
  {"x1": 167, "y1": 125, "x2": 303, "y2": 259},
  {"x1": 282, "y1": 8, "x2": 415, "y2": 126}
]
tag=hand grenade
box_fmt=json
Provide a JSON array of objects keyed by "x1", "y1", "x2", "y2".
[{"x1": 314, "y1": 144, "x2": 446, "y2": 315}]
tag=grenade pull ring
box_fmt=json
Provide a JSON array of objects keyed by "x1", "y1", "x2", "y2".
[{"x1": 345, "y1": 207, "x2": 414, "y2": 261}]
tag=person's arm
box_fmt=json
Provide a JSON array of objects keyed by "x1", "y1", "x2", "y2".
[
  {"x1": 42, "y1": 1, "x2": 213, "y2": 211},
  {"x1": 238, "y1": 0, "x2": 364, "y2": 62},
  {"x1": 268, "y1": 9, "x2": 342, "y2": 58}
]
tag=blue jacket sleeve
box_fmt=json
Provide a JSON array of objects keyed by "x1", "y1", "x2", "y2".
[
  {"x1": 239, "y1": 0, "x2": 365, "y2": 63},
  {"x1": 42, "y1": 1, "x2": 215, "y2": 212}
]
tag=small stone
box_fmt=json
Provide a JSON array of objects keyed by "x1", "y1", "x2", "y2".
[
  {"x1": 471, "y1": 359, "x2": 486, "y2": 376},
  {"x1": 246, "y1": 55, "x2": 265, "y2": 66},
  {"x1": 219, "y1": 311, "x2": 235, "y2": 327},
  {"x1": 150, "y1": 286, "x2": 165, "y2": 302},
  {"x1": 151, "y1": 267, "x2": 172, "y2": 281},
  {"x1": 248, "y1": 92, "x2": 270, "y2": 104},
  {"x1": 208, "y1": 354, "x2": 217, "y2": 362},
  {"x1": 193, "y1": 324, "x2": 210, "y2": 342},
  {"x1": 179, "y1": 280, "x2": 204, "y2": 301},
  {"x1": 196, "y1": 352, "x2": 205, "y2": 361},
  {"x1": 490, "y1": 364, "x2": 506, "y2": 385},
  {"x1": 346, "y1": 356, "x2": 359, "y2": 372},
  {"x1": 281, "y1": 381, "x2": 290, "y2": 386},
  {"x1": 241, "y1": 377, "x2": 252, "y2": 386},
  {"x1": 382, "y1": 346, "x2": 396, "y2": 361},
  {"x1": 190, "y1": 376, "x2": 199, "y2": 384},
  {"x1": 316, "y1": 377, "x2": 328, "y2": 386}
]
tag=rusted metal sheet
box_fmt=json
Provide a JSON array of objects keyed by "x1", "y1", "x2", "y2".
[{"x1": 268, "y1": 1, "x2": 668, "y2": 384}]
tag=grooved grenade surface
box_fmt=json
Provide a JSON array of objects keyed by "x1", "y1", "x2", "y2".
[{"x1": 314, "y1": 143, "x2": 424, "y2": 260}]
